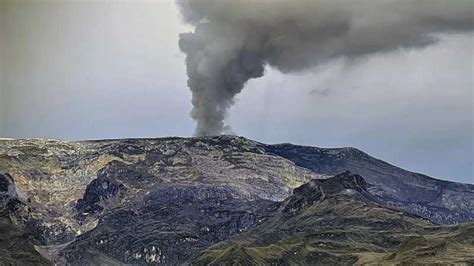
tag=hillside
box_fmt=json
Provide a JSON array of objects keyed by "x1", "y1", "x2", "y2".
[
  {"x1": 0, "y1": 136, "x2": 472, "y2": 264},
  {"x1": 194, "y1": 172, "x2": 474, "y2": 265}
]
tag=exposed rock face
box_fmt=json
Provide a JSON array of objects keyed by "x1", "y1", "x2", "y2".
[
  {"x1": 0, "y1": 173, "x2": 17, "y2": 200},
  {"x1": 60, "y1": 184, "x2": 278, "y2": 264},
  {"x1": 0, "y1": 174, "x2": 50, "y2": 265},
  {"x1": 0, "y1": 173, "x2": 21, "y2": 222},
  {"x1": 0, "y1": 136, "x2": 472, "y2": 264},
  {"x1": 75, "y1": 163, "x2": 128, "y2": 221}
]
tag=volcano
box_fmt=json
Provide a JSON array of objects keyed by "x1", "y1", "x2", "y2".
[{"x1": 0, "y1": 136, "x2": 472, "y2": 264}]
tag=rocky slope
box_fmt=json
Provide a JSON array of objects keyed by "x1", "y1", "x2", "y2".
[
  {"x1": 267, "y1": 144, "x2": 474, "y2": 224},
  {"x1": 195, "y1": 172, "x2": 474, "y2": 265},
  {"x1": 0, "y1": 173, "x2": 50, "y2": 265},
  {"x1": 0, "y1": 135, "x2": 473, "y2": 264}
]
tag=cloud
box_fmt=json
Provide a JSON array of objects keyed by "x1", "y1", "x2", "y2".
[{"x1": 177, "y1": 0, "x2": 474, "y2": 136}]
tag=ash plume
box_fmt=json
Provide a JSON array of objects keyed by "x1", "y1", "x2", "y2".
[{"x1": 178, "y1": 0, "x2": 473, "y2": 136}]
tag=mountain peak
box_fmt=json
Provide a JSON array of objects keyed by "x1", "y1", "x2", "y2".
[
  {"x1": 282, "y1": 171, "x2": 372, "y2": 215},
  {"x1": 306, "y1": 171, "x2": 368, "y2": 194}
]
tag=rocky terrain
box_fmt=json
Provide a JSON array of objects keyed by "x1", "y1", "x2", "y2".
[
  {"x1": 195, "y1": 172, "x2": 474, "y2": 265},
  {"x1": 0, "y1": 135, "x2": 473, "y2": 264}
]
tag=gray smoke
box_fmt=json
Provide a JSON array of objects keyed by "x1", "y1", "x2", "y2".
[{"x1": 177, "y1": 0, "x2": 473, "y2": 136}]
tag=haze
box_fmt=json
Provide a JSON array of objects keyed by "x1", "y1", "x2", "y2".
[{"x1": 0, "y1": 0, "x2": 472, "y2": 184}]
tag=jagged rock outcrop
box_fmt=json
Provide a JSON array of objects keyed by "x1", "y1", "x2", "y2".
[
  {"x1": 0, "y1": 173, "x2": 17, "y2": 200},
  {"x1": 75, "y1": 163, "x2": 128, "y2": 221}
]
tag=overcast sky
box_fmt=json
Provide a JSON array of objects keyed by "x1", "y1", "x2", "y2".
[{"x1": 0, "y1": 1, "x2": 472, "y2": 184}]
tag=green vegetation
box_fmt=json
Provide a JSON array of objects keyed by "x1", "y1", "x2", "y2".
[{"x1": 193, "y1": 174, "x2": 474, "y2": 265}]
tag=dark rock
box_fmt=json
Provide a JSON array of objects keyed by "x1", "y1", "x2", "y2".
[
  {"x1": 61, "y1": 184, "x2": 278, "y2": 264},
  {"x1": 76, "y1": 163, "x2": 128, "y2": 220},
  {"x1": 0, "y1": 173, "x2": 17, "y2": 200}
]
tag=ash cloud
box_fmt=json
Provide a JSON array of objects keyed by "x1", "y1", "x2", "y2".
[{"x1": 177, "y1": 0, "x2": 474, "y2": 136}]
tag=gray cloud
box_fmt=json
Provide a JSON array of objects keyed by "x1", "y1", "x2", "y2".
[
  {"x1": 177, "y1": 0, "x2": 474, "y2": 136},
  {"x1": 228, "y1": 32, "x2": 473, "y2": 183}
]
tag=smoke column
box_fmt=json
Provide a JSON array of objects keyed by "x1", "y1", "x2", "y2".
[{"x1": 177, "y1": 0, "x2": 473, "y2": 136}]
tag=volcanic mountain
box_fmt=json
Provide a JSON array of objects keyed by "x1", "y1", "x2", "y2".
[{"x1": 0, "y1": 136, "x2": 472, "y2": 264}]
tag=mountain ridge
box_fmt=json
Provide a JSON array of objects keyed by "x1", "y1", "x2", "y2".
[
  {"x1": 0, "y1": 135, "x2": 473, "y2": 264},
  {"x1": 5, "y1": 135, "x2": 471, "y2": 184},
  {"x1": 194, "y1": 172, "x2": 473, "y2": 265}
]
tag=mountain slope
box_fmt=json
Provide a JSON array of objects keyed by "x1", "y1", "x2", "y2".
[
  {"x1": 194, "y1": 172, "x2": 474, "y2": 265},
  {"x1": 0, "y1": 136, "x2": 471, "y2": 230},
  {"x1": 0, "y1": 135, "x2": 472, "y2": 264},
  {"x1": 267, "y1": 144, "x2": 473, "y2": 224},
  {"x1": 0, "y1": 173, "x2": 50, "y2": 265},
  {"x1": 58, "y1": 183, "x2": 279, "y2": 264}
]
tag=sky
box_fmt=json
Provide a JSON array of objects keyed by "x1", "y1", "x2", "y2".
[{"x1": 0, "y1": 0, "x2": 472, "y2": 184}]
